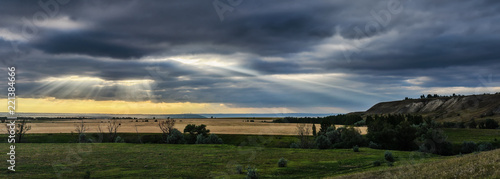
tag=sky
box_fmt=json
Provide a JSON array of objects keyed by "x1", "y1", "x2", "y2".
[{"x1": 0, "y1": 0, "x2": 500, "y2": 114}]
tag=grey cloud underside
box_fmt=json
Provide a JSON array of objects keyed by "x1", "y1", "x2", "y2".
[{"x1": 0, "y1": 0, "x2": 499, "y2": 111}]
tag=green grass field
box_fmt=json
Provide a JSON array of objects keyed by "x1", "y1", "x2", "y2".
[
  {"x1": 1, "y1": 128, "x2": 498, "y2": 178},
  {"x1": 443, "y1": 128, "x2": 500, "y2": 144},
  {"x1": 0, "y1": 143, "x2": 441, "y2": 178}
]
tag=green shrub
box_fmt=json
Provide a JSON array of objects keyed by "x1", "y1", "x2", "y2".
[
  {"x1": 384, "y1": 151, "x2": 395, "y2": 162},
  {"x1": 483, "y1": 119, "x2": 499, "y2": 129},
  {"x1": 195, "y1": 134, "x2": 205, "y2": 144},
  {"x1": 79, "y1": 133, "x2": 88, "y2": 143},
  {"x1": 369, "y1": 141, "x2": 381, "y2": 149},
  {"x1": 373, "y1": 160, "x2": 381, "y2": 167},
  {"x1": 353, "y1": 145, "x2": 359, "y2": 152},
  {"x1": 205, "y1": 134, "x2": 223, "y2": 144},
  {"x1": 478, "y1": 142, "x2": 494, "y2": 151},
  {"x1": 196, "y1": 134, "x2": 223, "y2": 144},
  {"x1": 115, "y1": 136, "x2": 124, "y2": 143},
  {"x1": 166, "y1": 129, "x2": 185, "y2": 144},
  {"x1": 246, "y1": 167, "x2": 259, "y2": 179},
  {"x1": 315, "y1": 135, "x2": 332, "y2": 149},
  {"x1": 278, "y1": 157, "x2": 288, "y2": 167},
  {"x1": 461, "y1": 141, "x2": 477, "y2": 154}
]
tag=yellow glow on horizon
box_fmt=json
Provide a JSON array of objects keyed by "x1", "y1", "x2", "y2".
[{"x1": 0, "y1": 98, "x2": 338, "y2": 114}]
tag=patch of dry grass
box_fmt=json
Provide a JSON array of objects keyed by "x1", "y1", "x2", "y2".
[
  {"x1": 25, "y1": 118, "x2": 368, "y2": 135},
  {"x1": 335, "y1": 149, "x2": 500, "y2": 179}
]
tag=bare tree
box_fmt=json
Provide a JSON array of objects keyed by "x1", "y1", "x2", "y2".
[
  {"x1": 158, "y1": 118, "x2": 176, "y2": 142},
  {"x1": 75, "y1": 120, "x2": 89, "y2": 134},
  {"x1": 5, "y1": 119, "x2": 31, "y2": 143},
  {"x1": 158, "y1": 118, "x2": 176, "y2": 134},
  {"x1": 107, "y1": 119, "x2": 121, "y2": 142},
  {"x1": 135, "y1": 125, "x2": 143, "y2": 144},
  {"x1": 95, "y1": 124, "x2": 104, "y2": 143},
  {"x1": 74, "y1": 120, "x2": 90, "y2": 143},
  {"x1": 296, "y1": 123, "x2": 313, "y2": 148}
]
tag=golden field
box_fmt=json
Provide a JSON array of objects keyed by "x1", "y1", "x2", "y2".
[{"x1": 24, "y1": 118, "x2": 367, "y2": 135}]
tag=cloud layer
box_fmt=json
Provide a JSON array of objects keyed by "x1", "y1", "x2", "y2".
[{"x1": 1, "y1": 0, "x2": 499, "y2": 112}]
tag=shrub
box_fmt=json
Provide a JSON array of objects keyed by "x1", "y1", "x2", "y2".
[
  {"x1": 205, "y1": 134, "x2": 223, "y2": 144},
  {"x1": 290, "y1": 143, "x2": 300, "y2": 149},
  {"x1": 483, "y1": 119, "x2": 499, "y2": 129},
  {"x1": 114, "y1": 136, "x2": 124, "y2": 143},
  {"x1": 369, "y1": 141, "x2": 381, "y2": 149},
  {"x1": 478, "y1": 142, "x2": 494, "y2": 151},
  {"x1": 384, "y1": 151, "x2": 395, "y2": 162},
  {"x1": 246, "y1": 167, "x2": 259, "y2": 179},
  {"x1": 277, "y1": 157, "x2": 288, "y2": 167},
  {"x1": 79, "y1": 133, "x2": 87, "y2": 143},
  {"x1": 315, "y1": 135, "x2": 332, "y2": 149},
  {"x1": 195, "y1": 134, "x2": 206, "y2": 144},
  {"x1": 461, "y1": 141, "x2": 477, "y2": 154},
  {"x1": 373, "y1": 160, "x2": 381, "y2": 167},
  {"x1": 236, "y1": 165, "x2": 243, "y2": 174},
  {"x1": 166, "y1": 129, "x2": 185, "y2": 144},
  {"x1": 196, "y1": 134, "x2": 223, "y2": 144},
  {"x1": 353, "y1": 145, "x2": 359, "y2": 152}
]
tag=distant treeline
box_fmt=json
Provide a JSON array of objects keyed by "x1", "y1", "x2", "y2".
[
  {"x1": 404, "y1": 92, "x2": 500, "y2": 100},
  {"x1": 273, "y1": 114, "x2": 363, "y2": 125}
]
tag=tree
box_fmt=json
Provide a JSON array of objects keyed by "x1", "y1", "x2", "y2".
[
  {"x1": 107, "y1": 119, "x2": 121, "y2": 142},
  {"x1": 8, "y1": 119, "x2": 31, "y2": 143},
  {"x1": 75, "y1": 121, "x2": 89, "y2": 143},
  {"x1": 296, "y1": 123, "x2": 314, "y2": 148},
  {"x1": 184, "y1": 124, "x2": 210, "y2": 144},
  {"x1": 312, "y1": 123, "x2": 317, "y2": 137},
  {"x1": 158, "y1": 118, "x2": 176, "y2": 142},
  {"x1": 483, "y1": 119, "x2": 499, "y2": 129}
]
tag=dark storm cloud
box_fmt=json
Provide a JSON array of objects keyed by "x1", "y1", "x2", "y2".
[{"x1": 1, "y1": 0, "x2": 500, "y2": 111}]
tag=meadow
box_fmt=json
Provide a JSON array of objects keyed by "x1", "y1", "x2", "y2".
[
  {"x1": 0, "y1": 143, "x2": 441, "y2": 178},
  {"x1": 2, "y1": 119, "x2": 499, "y2": 178}
]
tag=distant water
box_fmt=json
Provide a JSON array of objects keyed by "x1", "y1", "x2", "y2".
[
  {"x1": 12, "y1": 113, "x2": 338, "y2": 119},
  {"x1": 200, "y1": 113, "x2": 338, "y2": 118}
]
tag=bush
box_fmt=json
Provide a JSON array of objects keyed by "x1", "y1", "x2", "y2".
[
  {"x1": 205, "y1": 134, "x2": 223, "y2": 144},
  {"x1": 461, "y1": 141, "x2": 477, "y2": 154},
  {"x1": 315, "y1": 135, "x2": 332, "y2": 149},
  {"x1": 79, "y1": 133, "x2": 88, "y2": 143},
  {"x1": 290, "y1": 143, "x2": 300, "y2": 149},
  {"x1": 115, "y1": 136, "x2": 124, "y2": 143},
  {"x1": 369, "y1": 141, "x2": 381, "y2": 149},
  {"x1": 246, "y1": 167, "x2": 259, "y2": 179},
  {"x1": 373, "y1": 160, "x2": 381, "y2": 167},
  {"x1": 384, "y1": 151, "x2": 395, "y2": 162},
  {"x1": 478, "y1": 142, "x2": 494, "y2": 151},
  {"x1": 196, "y1": 134, "x2": 223, "y2": 144},
  {"x1": 277, "y1": 158, "x2": 288, "y2": 167},
  {"x1": 166, "y1": 129, "x2": 185, "y2": 144},
  {"x1": 353, "y1": 145, "x2": 359, "y2": 152},
  {"x1": 195, "y1": 134, "x2": 205, "y2": 144},
  {"x1": 483, "y1": 119, "x2": 499, "y2": 129},
  {"x1": 236, "y1": 165, "x2": 243, "y2": 174}
]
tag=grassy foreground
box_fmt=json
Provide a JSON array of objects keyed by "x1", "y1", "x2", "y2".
[
  {"x1": 1, "y1": 143, "x2": 439, "y2": 178},
  {"x1": 336, "y1": 148, "x2": 500, "y2": 179}
]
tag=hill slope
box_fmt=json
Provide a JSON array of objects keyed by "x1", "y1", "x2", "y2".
[
  {"x1": 336, "y1": 148, "x2": 500, "y2": 179},
  {"x1": 364, "y1": 93, "x2": 500, "y2": 122}
]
